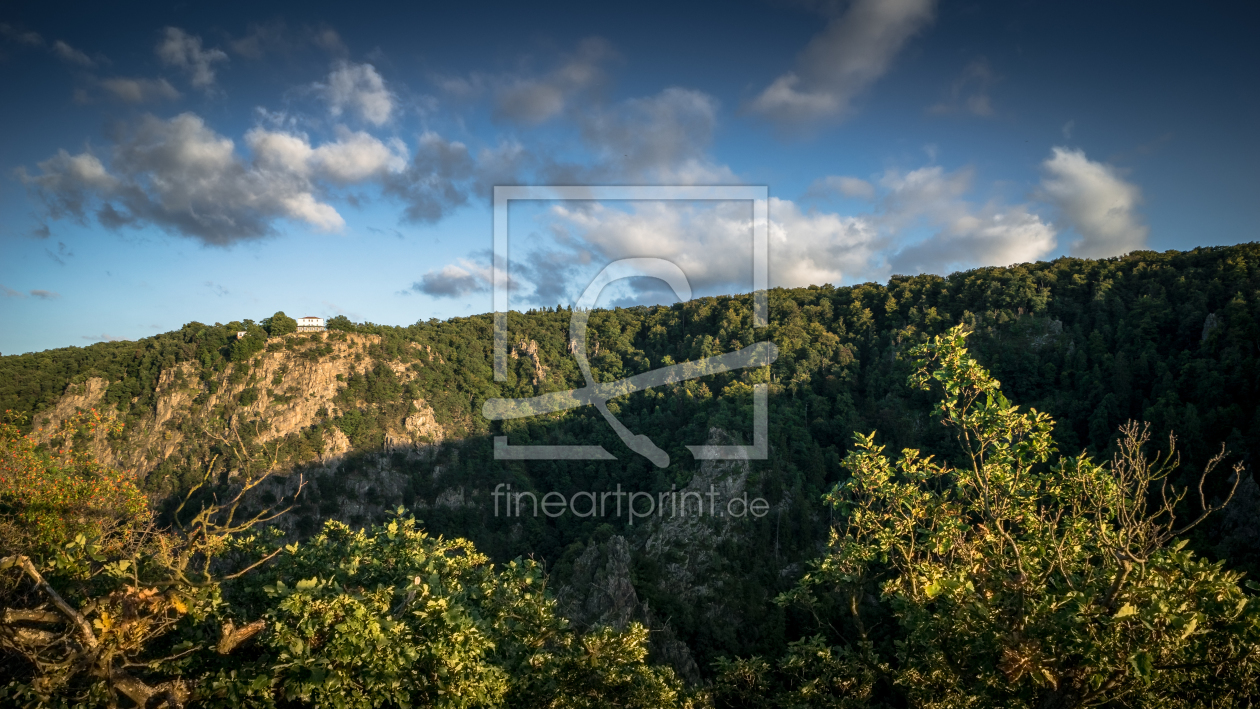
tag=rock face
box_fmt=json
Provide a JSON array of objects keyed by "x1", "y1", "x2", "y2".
[
  {"x1": 386, "y1": 399, "x2": 445, "y2": 454},
  {"x1": 550, "y1": 428, "x2": 789, "y2": 686},
  {"x1": 511, "y1": 339, "x2": 547, "y2": 384},
  {"x1": 31, "y1": 332, "x2": 447, "y2": 477},
  {"x1": 1203, "y1": 312, "x2": 1221, "y2": 341},
  {"x1": 642, "y1": 427, "x2": 753, "y2": 613},
  {"x1": 555, "y1": 535, "x2": 702, "y2": 685}
]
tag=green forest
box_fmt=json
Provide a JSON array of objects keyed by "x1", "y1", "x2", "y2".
[{"x1": 3, "y1": 243, "x2": 1260, "y2": 707}]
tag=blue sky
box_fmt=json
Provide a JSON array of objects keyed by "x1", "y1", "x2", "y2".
[{"x1": 1, "y1": 0, "x2": 1257, "y2": 355}]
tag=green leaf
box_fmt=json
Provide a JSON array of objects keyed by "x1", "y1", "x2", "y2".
[
  {"x1": 1113, "y1": 603, "x2": 1138, "y2": 619},
  {"x1": 1129, "y1": 650, "x2": 1154, "y2": 682}
]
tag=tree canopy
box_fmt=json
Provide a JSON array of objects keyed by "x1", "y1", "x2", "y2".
[{"x1": 715, "y1": 327, "x2": 1259, "y2": 707}]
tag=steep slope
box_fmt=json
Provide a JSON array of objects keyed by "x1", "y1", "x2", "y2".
[{"x1": 29, "y1": 332, "x2": 447, "y2": 482}]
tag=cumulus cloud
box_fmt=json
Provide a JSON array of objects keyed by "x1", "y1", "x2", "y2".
[
  {"x1": 382, "y1": 83, "x2": 734, "y2": 227},
  {"x1": 576, "y1": 87, "x2": 736, "y2": 184},
  {"x1": 247, "y1": 126, "x2": 407, "y2": 182},
  {"x1": 412, "y1": 259, "x2": 494, "y2": 297},
  {"x1": 52, "y1": 40, "x2": 94, "y2": 67},
  {"x1": 17, "y1": 150, "x2": 117, "y2": 221},
  {"x1": 317, "y1": 61, "x2": 394, "y2": 125},
  {"x1": 156, "y1": 27, "x2": 227, "y2": 89},
  {"x1": 447, "y1": 161, "x2": 1059, "y2": 307},
  {"x1": 383, "y1": 131, "x2": 530, "y2": 224},
  {"x1": 99, "y1": 77, "x2": 180, "y2": 103},
  {"x1": 82, "y1": 333, "x2": 128, "y2": 342},
  {"x1": 493, "y1": 37, "x2": 614, "y2": 124},
  {"x1": 1039, "y1": 147, "x2": 1147, "y2": 258},
  {"x1": 392, "y1": 39, "x2": 732, "y2": 227},
  {"x1": 888, "y1": 205, "x2": 1056, "y2": 274},
  {"x1": 472, "y1": 197, "x2": 876, "y2": 306},
  {"x1": 878, "y1": 165, "x2": 1057, "y2": 272},
  {"x1": 928, "y1": 57, "x2": 996, "y2": 117},
  {"x1": 16, "y1": 113, "x2": 416, "y2": 245},
  {"x1": 749, "y1": 0, "x2": 936, "y2": 128}
]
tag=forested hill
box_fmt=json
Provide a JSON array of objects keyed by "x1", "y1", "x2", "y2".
[{"x1": 3, "y1": 243, "x2": 1259, "y2": 674}]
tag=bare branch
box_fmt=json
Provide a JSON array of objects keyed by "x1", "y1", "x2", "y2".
[
  {"x1": 1, "y1": 556, "x2": 98, "y2": 648},
  {"x1": 217, "y1": 619, "x2": 267, "y2": 655}
]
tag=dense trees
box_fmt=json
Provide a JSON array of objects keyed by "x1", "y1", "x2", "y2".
[
  {"x1": 0, "y1": 243, "x2": 1257, "y2": 703},
  {"x1": 262, "y1": 312, "x2": 298, "y2": 338},
  {"x1": 713, "y1": 328, "x2": 1259, "y2": 707},
  {"x1": 1, "y1": 448, "x2": 691, "y2": 707},
  {"x1": 0, "y1": 410, "x2": 148, "y2": 557}
]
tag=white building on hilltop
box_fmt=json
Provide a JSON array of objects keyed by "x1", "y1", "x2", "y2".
[{"x1": 297, "y1": 316, "x2": 326, "y2": 332}]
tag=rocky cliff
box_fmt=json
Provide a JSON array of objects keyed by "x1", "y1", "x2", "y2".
[{"x1": 31, "y1": 331, "x2": 447, "y2": 479}]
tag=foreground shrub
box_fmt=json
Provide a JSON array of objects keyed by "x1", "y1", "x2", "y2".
[{"x1": 717, "y1": 325, "x2": 1260, "y2": 708}]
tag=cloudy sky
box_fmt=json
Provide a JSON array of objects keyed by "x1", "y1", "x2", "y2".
[{"x1": 1, "y1": 0, "x2": 1256, "y2": 354}]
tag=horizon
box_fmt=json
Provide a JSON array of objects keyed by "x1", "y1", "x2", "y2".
[{"x1": 6, "y1": 241, "x2": 1251, "y2": 357}]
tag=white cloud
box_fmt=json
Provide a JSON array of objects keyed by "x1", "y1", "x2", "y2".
[
  {"x1": 312, "y1": 131, "x2": 408, "y2": 182},
  {"x1": 156, "y1": 27, "x2": 228, "y2": 89},
  {"x1": 889, "y1": 204, "x2": 1057, "y2": 274},
  {"x1": 576, "y1": 87, "x2": 736, "y2": 184},
  {"x1": 466, "y1": 160, "x2": 1058, "y2": 305},
  {"x1": 878, "y1": 165, "x2": 1056, "y2": 272},
  {"x1": 52, "y1": 40, "x2": 94, "y2": 67},
  {"x1": 247, "y1": 127, "x2": 407, "y2": 182},
  {"x1": 382, "y1": 86, "x2": 734, "y2": 227},
  {"x1": 749, "y1": 0, "x2": 936, "y2": 127},
  {"x1": 928, "y1": 57, "x2": 996, "y2": 117},
  {"x1": 16, "y1": 150, "x2": 116, "y2": 220},
  {"x1": 493, "y1": 37, "x2": 613, "y2": 124},
  {"x1": 1039, "y1": 147, "x2": 1147, "y2": 257},
  {"x1": 769, "y1": 198, "x2": 881, "y2": 286},
  {"x1": 413, "y1": 259, "x2": 493, "y2": 297},
  {"x1": 18, "y1": 112, "x2": 380, "y2": 244},
  {"x1": 318, "y1": 61, "x2": 394, "y2": 125},
  {"x1": 99, "y1": 77, "x2": 180, "y2": 103},
  {"x1": 530, "y1": 198, "x2": 878, "y2": 300},
  {"x1": 384, "y1": 131, "x2": 476, "y2": 223}
]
